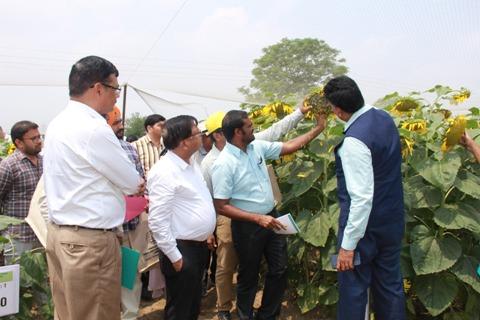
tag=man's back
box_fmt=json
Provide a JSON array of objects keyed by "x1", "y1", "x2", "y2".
[{"x1": 44, "y1": 100, "x2": 140, "y2": 228}]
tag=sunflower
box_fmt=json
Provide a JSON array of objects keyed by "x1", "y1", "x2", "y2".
[
  {"x1": 280, "y1": 153, "x2": 296, "y2": 163},
  {"x1": 441, "y1": 115, "x2": 467, "y2": 152},
  {"x1": 450, "y1": 89, "x2": 471, "y2": 105},
  {"x1": 390, "y1": 98, "x2": 419, "y2": 115},
  {"x1": 261, "y1": 101, "x2": 293, "y2": 119},
  {"x1": 432, "y1": 108, "x2": 452, "y2": 119},
  {"x1": 403, "y1": 279, "x2": 412, "y2": 294},
  {"x1": 7, "y1": 143, "x2": 16, "y2": 155},
  {"x1": 400, "y1": 119, "x2": 427, "y2": 133},
  {"x1": 401, "y1": 137, "x2": 415, "y2": 158},
  {"x1": 304, "y1": 87, "x2": 331, "y2": 118}
]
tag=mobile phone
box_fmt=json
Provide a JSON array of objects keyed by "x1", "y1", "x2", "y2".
[{"x1": 330, "y1": 252, "x2": 361, "y2": 269}]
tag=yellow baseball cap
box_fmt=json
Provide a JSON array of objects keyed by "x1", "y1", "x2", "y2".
[{"x1": 205, "y1": 111, "x2": 226, "y2": 135}]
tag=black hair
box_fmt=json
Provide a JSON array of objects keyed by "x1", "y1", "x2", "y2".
[
  {"x1": 324, "y1": 75, "x2": 365, "y2": 114},
  {"x1": 11, "y1": 121, "x2": 39, "y2": 147},
  {"x1": 222, "y1": 110, "x2": 248, "y2": 143},
  {"x1": 126, "y1": 135, "x2": 138, "y2": 143},
  {"x1": 69, "y1": 56, "x2": 119, "y2": 97},
  {"x1": 144, "y1": 114, "x2": 166, "y2": 131},
  {"x1": 163, "y1": 115, "x2": 198, "y2": 150}
]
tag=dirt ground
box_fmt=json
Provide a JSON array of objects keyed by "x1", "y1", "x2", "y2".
[{"x1": 138, "y1": 286, "x2": 330, "y2": 320}]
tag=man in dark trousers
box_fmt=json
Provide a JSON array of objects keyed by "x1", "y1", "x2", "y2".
[{"x1": 324, "y1": 76, "x2": 405, "y2": 320}]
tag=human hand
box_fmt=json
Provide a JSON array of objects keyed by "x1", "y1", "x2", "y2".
[
  {"x1": 314, "y1": 112, "x2": 327, "y2": 131},
  {"x1": 336, "y1": 248, "x2": 355, "y2": 272},
  {"x1": 207, "y1": 234, "x2": 217, "y2": 251},
  {"x1": 459, "y1": 132, "x2": 475, "y2": 150},
  {"x1": 256, "y1": 215, "x2": 286, "y2": 231},
  {"x1": 299, "y1": 102, "x2": 312, "y2": 115},
  {"x1": 172, "y1": 258, "x2": 183, "y2": 272}
]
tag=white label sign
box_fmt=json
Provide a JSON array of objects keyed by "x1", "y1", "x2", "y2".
[{"x1": 0, "y1": 264, "x2": 20, "y2": 316}]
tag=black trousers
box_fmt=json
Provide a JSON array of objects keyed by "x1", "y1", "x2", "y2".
[
  {"x1": 231, "y1": 214, "x2": 288, "y2": 320},
  {"x1": 161, "y1": 241, "x2": 209, "y2": 320}
]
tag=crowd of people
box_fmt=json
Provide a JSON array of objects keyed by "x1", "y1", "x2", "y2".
[{"x1": 0, "y1": 55, "x2": 479, "y2": 320}]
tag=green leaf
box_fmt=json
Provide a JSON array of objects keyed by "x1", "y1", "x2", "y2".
[
  {"x1": 454, "y1": 170, "x2": 480, "y2": 199},
  {"x1": 301, "y1": 211, "x2": 330, "y2": 247},
  {"x1": 287, "y1": 161, "x2": 323, "y2": 197},
  {"x1": 411, "y1": 152, "x2": 462, "y2": 191},
  {"x1": 400, "y1": 244, "x2": 415, "y2": 278},
  {"x1": 434, "y1": 203, "x2": 480, "y2": 234},
  {"x1": 318, "y1": 285, "x2": 338, "y2": 305},
  {"x1": 410, "y1": 234, "x2": 462, "y2": 275},
  {"x1": 450, "y1": 256, "x2": 480, "y2": 294},
  {"x1": 0, "y1": 215, "x2": 23, "y2": 230},
  {"x1": 414, "y1": 273, "x2": 458, "y2": 316},
  {"x1": 297, "y1": 284, "x2": 321, "y2": 313},
  {"x1": 320, "y1": 233, "x2": 338, "y2": 271}
]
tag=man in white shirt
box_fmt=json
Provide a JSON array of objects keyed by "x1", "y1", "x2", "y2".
[
  {"x1": 43, "y1": 56, "x2": 145, "y2": 320},
  {"x1": 148, "y1": 115, "x2": 216, "y2": 320}
]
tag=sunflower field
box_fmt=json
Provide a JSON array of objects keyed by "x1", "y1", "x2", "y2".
[{"x1": 248, "y1": 85, "x2": 480, "y2": 319}]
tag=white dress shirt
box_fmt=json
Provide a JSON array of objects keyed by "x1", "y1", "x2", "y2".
[
  {"x1": 338, "y1": 105, "x2": 375, "y2": 250},
  {"x1": 147, "y1": 151, "x2": 216, "y2": 263},
  {"x1": 43, "y1": 100, "x2": 142, "y2": 229}
]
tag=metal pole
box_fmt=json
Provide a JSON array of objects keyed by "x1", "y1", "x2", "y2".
[{"x1": 122, "y1": 83, "x2": 127, "y2": 125}]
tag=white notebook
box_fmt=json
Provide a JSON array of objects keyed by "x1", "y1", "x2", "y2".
[{"x1": 274, "y1": 213, "x2": 300, "y2": 235}]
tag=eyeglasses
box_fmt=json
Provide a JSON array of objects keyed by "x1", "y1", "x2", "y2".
[
  {"x1": 188, "y1": 131, "x2": 203, "y2": 139},
  {"x1": 101, "y1": 83, "x2": 122, "y2": 93},
  {"x1": 23, "y1": 135, "x2": 42, "y2": 142}
]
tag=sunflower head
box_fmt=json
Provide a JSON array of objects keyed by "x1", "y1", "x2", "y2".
[
  {"x1": 304, "y1": 87, "x2": 331, "y2": 118},
  {"x1": 7, "y1": 143, "x2": 16, "y2": 155},
  {"x1": 391, "y1": 98, "x2": 420, "y2": 113},
  {"x1": 441, "y1": 115, "x2": 467, "y2": 152},
  {"x1": 450, "y1": 89, "x2": 471, "y2": 105},
  {"x1": 261, "y1": 101, "x2": 293, "y2": 119},
  {"x1": 401, "y1": 137, "x2": 415, "y2": 158},
  {"x1": 400, "y1": 119, "x2": 427, "y2": 133}
]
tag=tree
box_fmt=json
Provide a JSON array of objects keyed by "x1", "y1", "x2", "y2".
[
  {"x1": 239, "y1": 38, "x2": 348, "y2": 102},
  {"x1": 125, "y1": 112, "x2": 146, "y2": 139}
]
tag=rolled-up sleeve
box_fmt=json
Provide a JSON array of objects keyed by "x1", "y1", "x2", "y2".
[
  {"x1": 86, "y1": 126, "x2": 142, "y2": 195},
  {"x1": 339, "y1": 137, "x2": 374, "y2": 250},
  {"x1": 147, "y1": 171, "x2": 181, "y2": 263}
]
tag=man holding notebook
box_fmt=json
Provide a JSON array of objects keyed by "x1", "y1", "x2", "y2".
[{"x1": 212, "y1": 110, "x2": 325, "y2": 320}]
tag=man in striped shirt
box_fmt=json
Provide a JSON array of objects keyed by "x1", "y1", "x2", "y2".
[
  {"x1": 132, "y1": 114, "x2": 166, "y2": 176},
  {"x1": 132, "y1": 114, "x2": 166, "y2": 300}
]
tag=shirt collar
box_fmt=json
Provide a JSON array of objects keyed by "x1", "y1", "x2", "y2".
[
  {"x1": 166, "y1": 151, "x2": 191, "y2": 171},
  {"x1": 344, "y1": 104, "x2": 373, "y2": 131},
  {"x1": 67, "y1": 100, "x2": 106, "y2": 121},
  {"x1": 224, "y1": 142, "x2": 252, "y2": 156}
]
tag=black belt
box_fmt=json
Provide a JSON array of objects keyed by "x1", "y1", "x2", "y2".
[
  {"x1": 176, "y1": 239, "x2": 207, "y2": 247},
  {"x1": 55, "y1": 223, "x2": 115, "y2": 232}
]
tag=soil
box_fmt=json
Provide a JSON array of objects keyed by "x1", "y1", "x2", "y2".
[{"x1": 138, "y1": 286, "x2": 331, "y2": 320}]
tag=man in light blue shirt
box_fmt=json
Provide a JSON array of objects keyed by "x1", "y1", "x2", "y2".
[
  {"x1": 212, "y1": 110, "x2": 326, "y2": 320},
  {"x1": 325, "y1": 76, "x2": 405, "y2": 320}
]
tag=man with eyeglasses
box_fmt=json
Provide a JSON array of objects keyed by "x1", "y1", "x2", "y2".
[
  {"x1": 0, "y1": 120, "x2": 43, "y2": 263},
  {"x1": 43, "y1": 55, "x2": 145, "y2": 320},
  {"x1": 147, "y1": 115, "x2": 216, "y2": 320}
]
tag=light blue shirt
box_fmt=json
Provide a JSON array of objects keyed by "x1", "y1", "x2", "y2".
[
  {"x1": 338, "y1": 105, "x2": 374, "y2": 250},
  {"x1": 212, "y1": 140, "x2": 282, "y2": 214}
]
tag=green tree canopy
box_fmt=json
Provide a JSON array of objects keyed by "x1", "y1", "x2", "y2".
[
  {"x1": 125, "y1": 112, "x2": 146, "y2": 138},
  {"x1": 239, "y1": 38, "x2": 348, "y2": 102}
]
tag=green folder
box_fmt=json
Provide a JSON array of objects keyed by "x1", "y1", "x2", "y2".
[{"x1": 121, "y1": 246, "x2": 140, "y2": 290}]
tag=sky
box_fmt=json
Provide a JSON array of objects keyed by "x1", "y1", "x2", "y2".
[{"x1": 0, "y1": 0, "x2": 479, "y2": 132}]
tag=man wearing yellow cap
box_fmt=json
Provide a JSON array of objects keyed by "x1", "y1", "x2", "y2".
[{"x1": 201, "y1": 104, "x2": 310, "y2": 320}]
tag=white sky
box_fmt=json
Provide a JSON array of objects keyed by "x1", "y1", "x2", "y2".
[{"x1": 0, "y1": 0, "x2": 479, "y2": 132}]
